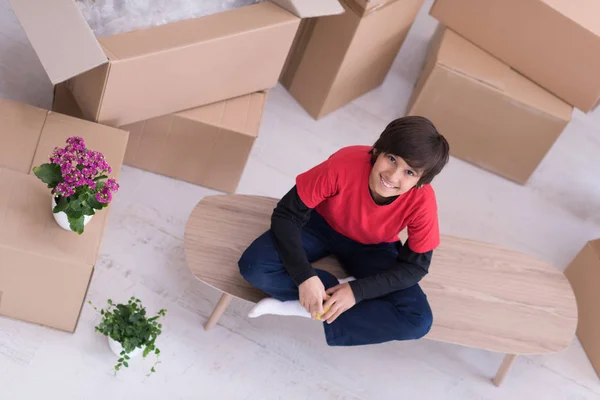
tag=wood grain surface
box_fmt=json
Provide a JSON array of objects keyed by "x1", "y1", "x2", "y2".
[{"x1": 184, "y1": 194, "x2": 578, "y2": 355}]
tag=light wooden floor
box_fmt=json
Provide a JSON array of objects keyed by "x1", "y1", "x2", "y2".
[{"x1": 2, "y1": 1, "x2": 600, "y2": 399}]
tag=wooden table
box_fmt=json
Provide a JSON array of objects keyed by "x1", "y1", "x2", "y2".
[{"x1": 184, "y1": 194, "x2": 578, "y2": 386}]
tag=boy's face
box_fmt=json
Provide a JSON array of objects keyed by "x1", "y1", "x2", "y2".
[{"x1": 369, "y1": 152, "x2": 421, "y2": 199}]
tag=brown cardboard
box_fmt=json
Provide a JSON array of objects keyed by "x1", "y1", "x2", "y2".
[
  {"x1": 54, "y1": 84, "x2": 264, "y2": 193},
  {"x1": 53, "y1": 84, "x2": 265, "y2": 193},
  {"x1": 121, "y1": 92, "x2": 266, "y2": 193},
  {"x1": 271, "y1": 0, "x2": 344, "y2": 17},
  {"x1": 0, "y1": 98, "x2": 128, "y2": 332},
  {"x1": 407, "y1": 28, "x2": 573, "y2": 185},
  {"x1": 429, "y1": 0, "x2": 600, "y2": 113},
  {"x1": 9, "y1": 0, "x2": 343, "y2": 127},
  {"x1": 281, "y1": 0, "x2": 423, "y2": 119},
  {"x1": 67, "y1": 3, "x2": 296, "y2": 127},
  {"x1": 565, "y1": 239, "x2": 600, "y2": 378}
]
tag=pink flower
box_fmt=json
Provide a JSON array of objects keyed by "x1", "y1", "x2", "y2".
[
  {"x1": 66, "y1": 136, "x2": 86, "y2": 152},
  {"x1": 55, "y1": 182, "x2": 75, "y2": 197},
  {"x1": 96, "y1": 188, "x2": 112, "y2": 204},
  {"x1": 105, "y1": 178, "x2": 120, "y2": 192}
]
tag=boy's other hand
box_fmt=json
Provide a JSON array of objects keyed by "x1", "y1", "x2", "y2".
[
  {"x1": 299, "y1": 276, "x2": 327, "y2": 319},
  {"x1": 321, "y1": 283, "x2": 356, "y2": 324}
]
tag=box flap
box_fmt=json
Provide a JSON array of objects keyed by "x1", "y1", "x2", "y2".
[
  {"x1": 271, "y1": 0, "x2": 345, "y2": 18},
  {"x1": 438, "y1": 28, "x2": 572, "y2": 120},
  {"x1": 98, "y1": 2, "x2": 298, "y2": 60},
  {"x1": 7, "y1": 0, "x2": 107, "y2": 83},
  {"x1": 32, "y1": 112, "x2": 129, "y2": 179},
  {"x1": 52, "y1": 83, "x2": 85, "y2": 119},
  {"x1": 543, "y1": 0, "x2": 600, "y2": 37},
  {"x1": 0, "y1": 98, "x2": 47, "y2": 174},
  {"x1": 177, "y1": 92, "x2": 267, "y2": 138}
]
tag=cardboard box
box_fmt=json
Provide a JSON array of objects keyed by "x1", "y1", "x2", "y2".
[
  {"x1": 0, "y1": 98, "x2": 128, "y2": 332},
  {"x1": 8, "y1": 0, "x2": 343, "y2": 127},
  {"x1": 406, "y1": 28, "x2": 573, "y2": 185},
  {"x1": 565, "y1": 239, "x2": 600, "y2": 378},
  {"x1": 281, "y1": 0, "x2": 423, "y2": 119},
  {"x1": 429, "y1": 0, "x2": 600, "y2": 113},
  {"x1": 54, "y1": 84, "x2": 266, "y2": 193}
]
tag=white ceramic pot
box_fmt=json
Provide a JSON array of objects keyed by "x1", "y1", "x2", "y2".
[
  {"x1": 52, "y1": 196, "x2": 93, "y2": 232},
  {"x1": 108, "y1": 337, "x2": 143, "y2": 358}
]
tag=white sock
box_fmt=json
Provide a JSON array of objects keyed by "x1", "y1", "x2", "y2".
[
  {"x1": 248, "y1": 276, "x2": 356, "y2": 319},
  {"x1": 248, "y1": 298, "x2": 311, "y2": 319}
]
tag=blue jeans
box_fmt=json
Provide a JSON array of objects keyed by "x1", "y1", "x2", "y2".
[{"x1": 238, "y1": 211, "x2": 433, "y2": 346}]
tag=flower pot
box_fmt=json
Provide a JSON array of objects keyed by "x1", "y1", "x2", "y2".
[
  {"x1": 52, "y1": 196, "x2": 93, "y2": 232},
  {"x1": 108, "y1": 337, "x2": 143, "y2": 358}
]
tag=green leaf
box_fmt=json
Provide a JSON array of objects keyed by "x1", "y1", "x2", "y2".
[
  {"x1": 33, "y1": 163, "x2": 62, "y2": 188},
  {"x1": 68, "y1": 214, "x2": 85, "y2": 235},
  {"x1": 88, "y1": 195, "x2": 104, "y2": 211},
  {"x1": 124, "y1": 355, "x2": 130, "y2": 360},
  {"x1": 151, "y1": 367, "x2": 156, "y2": 373},
  {"x1": 108, "y1": 299, "x2": 113, "y2": 305},
  {"x1": 70, "y1": 199, "x2": 82, "y2": 211},
  {"x1": 123, "y1": 362, "x2": 129, "y2": 368},
  {"x1": 94, "y1": 175, "x2": 108, "y2": 181},
  {"x1": 52, "y1": 196, "x2": 69, "y2": 213},
  {"x1": 81, "y1": 204, "x2": 95, "y2": 216},
  {"x1": 118, "y1": 358, "x2": 124, "y2": 362}
]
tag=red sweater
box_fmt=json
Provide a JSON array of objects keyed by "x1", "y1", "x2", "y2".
[{"x1": 296, "y1": 146, "x2": 440, "y2": 253}]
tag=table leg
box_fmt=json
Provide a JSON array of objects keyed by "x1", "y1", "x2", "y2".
[
  {"x1": 492, "y1": 354, "x2": 518, "y2": 386},
  {"x1": 204, "y1": 293, "x2": 233, "y2": 331}
]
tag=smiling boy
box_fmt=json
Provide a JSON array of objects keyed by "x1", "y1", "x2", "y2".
[{"x1": 238, "y1": 116, "x2": 450, "y2": 346}]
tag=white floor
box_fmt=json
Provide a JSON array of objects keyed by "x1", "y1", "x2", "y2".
[{"x1": 2, "y1": 1, "x2": 600, "y2": 399}]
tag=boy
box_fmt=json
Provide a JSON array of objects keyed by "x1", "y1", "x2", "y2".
[{"x1": 238, "y1": 116, "x2": 450, "y2": 346}]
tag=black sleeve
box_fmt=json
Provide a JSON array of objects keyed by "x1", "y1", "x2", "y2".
[
  {"x1": 348, "y1": 244, "x2": 432, "y2": 303},
  {"x1": 270, "y1": 185, "x2": 316, "y2": 286}
]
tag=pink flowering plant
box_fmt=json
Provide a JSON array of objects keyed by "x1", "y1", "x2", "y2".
[{"x1": 33, "y1": 136, "x2": 119, "y2": 234}]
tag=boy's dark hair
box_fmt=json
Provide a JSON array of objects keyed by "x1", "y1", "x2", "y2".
[{"x1": 370, "y1": 116, "x2": 450, "y2": 186}]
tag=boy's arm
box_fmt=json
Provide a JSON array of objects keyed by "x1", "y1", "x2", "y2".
[
  {"x1": 271, "y1": 186, "x2": 317, "y2": 286},
  {"x1": 348, "y1": 246, "x2": 432, "y2": 303}
]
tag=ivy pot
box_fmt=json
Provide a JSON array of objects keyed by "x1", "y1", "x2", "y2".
[{"x1": 89, "y1": 297, "x2": 167, "y2": 376}]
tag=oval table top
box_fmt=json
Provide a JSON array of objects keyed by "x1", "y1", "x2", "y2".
[{"x1": 184, "y1": 194, "x2": 578, "y2": 355}]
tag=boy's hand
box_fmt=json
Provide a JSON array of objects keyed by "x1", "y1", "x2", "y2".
[
  {"x1": 299, "y1": 276, "x2": 328, "y2": 319},
  {"x1": 321, "y1": 283, "x2": 356, "y2": 324}
]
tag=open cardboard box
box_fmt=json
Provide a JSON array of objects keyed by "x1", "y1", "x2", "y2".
[
  {"x1": 407, "y1": 27, "x2": 573, "y2": 185},
  {"x1": 8, "y1": 0, "x2": 343, "y2": 127},
  {"x1": 0, "y1": 98, "x2": 128, "y2": 332},
  {"x1": 429, "y1": 0, "x2": 600, "y2": 113}
]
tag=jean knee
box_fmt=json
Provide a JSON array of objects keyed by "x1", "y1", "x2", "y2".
[
  {"x1": 238, "y1": 250, "x2": 261, "y2": 284},
  {"x1": 411, "y1": 308, "x2": 433, "y2": 339}
]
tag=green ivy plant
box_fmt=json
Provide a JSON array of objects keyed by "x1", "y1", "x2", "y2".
[{"x1": 89, "y1": 297, "x2": 167, "y2": 376}]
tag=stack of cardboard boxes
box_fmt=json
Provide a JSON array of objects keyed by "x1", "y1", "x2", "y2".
[
  {"x1": 408, "y1": 0, "x2": 600, "y2": 185},
  {"x1": 0, "y1": 98, "x2": 129, "y2": 332},
  {"x1": 3, "y1": 0, "x2": 346, "y2": 331},
  {"x1": 10, "y1": 0, "x2": 346, "y2": 193},
  {"x1": 408, "y1": 0, "x2": 600, "y2": 379},
  {"x1": 281, "y1": 0, "x2": 425, "y2": 119}
]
